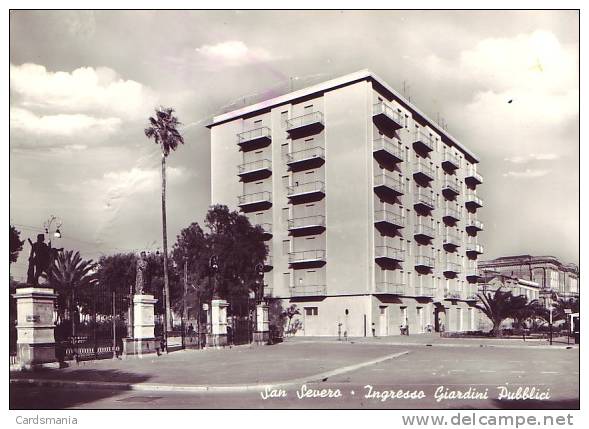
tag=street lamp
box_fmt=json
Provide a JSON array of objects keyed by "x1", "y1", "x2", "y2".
[
  {"x1": 255, "y1": 262, "x2": 265, "y2": 303},
  {"x1": 210, "y1": 255, "x2": 219, "y2": 299},
  {"x1": 43, "y1": 215, "x2": 63, "y2": 238}
]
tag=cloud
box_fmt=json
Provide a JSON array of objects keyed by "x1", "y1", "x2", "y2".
[
  {"x1": 195, "y1": 41, "x2": 277, "y2": 66},
  {"x1": 10, "y1": 63, "x2": 156, "y2": 120},
  {"x1": 502, "y1": 169, "x2": 550, "y2": 179},
  {"x1": 10, "y1": 107, "x2": 121, "y2": 137},
  {"x1": 504, "y1": 153, "x2": 560, "y2": 164}
]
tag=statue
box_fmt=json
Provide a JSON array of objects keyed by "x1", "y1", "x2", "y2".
[
  {"x1": 135, "y1": 251, "x2": 149, "y2": 295},
  {"x1": 26, "y1": 234, "x2": 52, "y2": 285}
]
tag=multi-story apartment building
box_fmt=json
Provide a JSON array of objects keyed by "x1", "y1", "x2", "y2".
[
  {"x1": 208, "y1": 70, "x2": 484, "y2": 336},
  {"x1": 479, "y1": 255, "x2": 579, "y2": 300}
]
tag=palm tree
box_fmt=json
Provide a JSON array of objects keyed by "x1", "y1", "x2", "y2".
[
  {"x1": 48, "y1": 250, "x2": 97, "y2": 337},
  {"x1": 145, "y1": 107, "x2": 184, "y2": 331},
  {"x1": 475, "y1": 288, "x2": 530, "y2": 337}
]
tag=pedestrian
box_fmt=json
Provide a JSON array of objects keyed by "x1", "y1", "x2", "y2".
[{"x1": 372, "y1": 322, "x2": 376, "y2": 337}]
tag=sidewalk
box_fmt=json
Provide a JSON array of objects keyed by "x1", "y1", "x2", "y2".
[
  {"x1": 283, "y1": 333, "x2": 578, "y2": 349},
  {"x1": 10, "y1": 342, "x2": 409, "y2": 392}
]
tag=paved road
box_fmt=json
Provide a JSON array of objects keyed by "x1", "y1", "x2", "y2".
[{"x1": 10, "y1": 343, "x2": 578, "y2": 409}]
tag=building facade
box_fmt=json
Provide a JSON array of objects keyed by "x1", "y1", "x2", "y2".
[
  {"x1": 479, "y1": 255, "x2": 579, "y2": 300},
  {"x1": 208, "y1": 70, "x2": 484, "y2": 336}
]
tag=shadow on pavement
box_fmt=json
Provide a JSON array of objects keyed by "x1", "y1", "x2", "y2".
[{"x1": 10, "y1": 369, "x2": 152, "y2": 409}]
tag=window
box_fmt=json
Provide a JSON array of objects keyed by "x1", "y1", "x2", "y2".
[
  {"x1": 280, "y1": 111, "x2": 288, "y2": 128},
  {"x1": 282, "y1": 207, "x2": 289, "y2": 221},
  {"x1": 282, "y1": 272, "x2": 291, "y2": 288},
  {"x1": 281, "y1": 143, "x2": 289, "y2": 158},
  {"x1": 254, "y1": 119, "x2": 262, "y2": 125},
  {"x1": 304, "y1": 307, "x2": 318, "y2": 316},
  {"x1": 282, "y1": 240, "x2": 290, "y2": 256},
  {"x1": 282, "y1": 175, "x2": 289, "y2": 188}
]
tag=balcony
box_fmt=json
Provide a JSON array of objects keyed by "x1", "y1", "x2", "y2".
[
  {"x1": 238, "y1": 191, "x2": 272, "y2": 211},
  {"x1": 237, "y1": 159, "x2": 272, "y2": 181},
  {"x1": 375, "y1": 246, "x2": 405, "y2": 263},
  {"x1": 443, "y1": 233, "x2": 460, "y2": 248},
  {"x1": 264, "y1": 255, "x2": 273, "y2": 270},
  {"x1": 442, "y1": 152, "x2": 460, "y2": 171},
  {"x1": 465, "y1": 168, "x2": 483, "y2": 186},
  {"x1": 414, "y1": 286, "x2": 436, "y2": 298},
  {"x1": 374, "y1": 210, "x2": 405, "y2": 229},
  {"x1": 413, "y1": 160, "x2": 435, "y2": 182},
  {"x1": 375, "y1": 282, "x2": 405, "y2": 295},
  {"x1": 263, "y1": 287, "x2": 273, "y2": 298},
  {"x1": 443, "y1": 206, "x2": 460, "y2": 222},
  {"x1": 415, "y1": 255, "x2": 435, "y2": 269},
  {"x1": 286, "y1": 111, "x2": 324, "y2": 137},
  {"x1": 373, "y1": 137, "x2": 405, "y2": 164},
  {"x1": 466, "y1": 243, "x2": 484, "y2": 255},
  {"x1": 465, "y1": 293, "x2": 478, "y2": 302},
  {"x1": 414, "y1": 192, "x2": 435, "y2": 211},
  {"x1": 286, "y1": 146, "x2": 325, "y2": 171},
  {"x1": 257, "y1": 223, "x2": 272, "y2": 240},
  {"x1": 287, "y1": 181, "x2": 325, "y2": 201},
  {"x1": 373, "y1": 101, "x2": 405, "y2": 131},
  {"x1": 413, "y1": 130, "x2": 435, "y2": 153},
  {"x1": 290, "y1": 284, "x2": 327, "y2": 297},
  {"x1": 442, "y1": 179, "x2": 461, "y2": 197},
  {"x1": 237, "y1": 126, "x2": 271, "y2": 149},
  {"x1": 444, "y1": 290, "x2": 462, "y2": 300},
  {"x1": 288, "y1": 250, "x2": 326, "y2": 266},
  {"x1": 414, "y1": 224, "x2": 435, "y2": 240},
  {"x1": 444, "y1": 262, "x2": 461, "y2": 274},
  {"x1": 466, "y1": 268, "x2": 482, "y2": 280},
  {"x1": 465, "y1": 218, "x2": 484, "y2": 232},
  {"x1": 465, "y1": 193, "x2": 483, "y2": 209},
  {"x1": 374, "y1": 172, "x2": 405, "y2": 196},
  {"x1": 287, "y1": 215, "x2": 326, "y2": 235}
]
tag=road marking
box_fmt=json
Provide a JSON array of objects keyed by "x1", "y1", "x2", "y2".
[
  {"x1": 449, "y1": 369, "x2": 465, "y2": 373},
  {"x1": 541, "y1": 371, "x2": 559, "y2": 374},
  {"x1": 479, "y1": 370, "x2": 496, "y2": 373},
  {"x1": 510, "y1": 371, "x2": 525, "y2": 374}
]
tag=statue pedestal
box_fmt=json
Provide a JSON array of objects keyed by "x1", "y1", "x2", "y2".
[
  {"x1": 123, "y1": 294, "x2": 158, "y2": 357},
  {"x1": 253, "y1": 303, "x2": 270, "y2": 345},
  {"x1": 206, "y1": 299, "x2": 228, "y2": 348},
  {"x1": 12, "y1": 287, "x2": 58, "y2": 369}
]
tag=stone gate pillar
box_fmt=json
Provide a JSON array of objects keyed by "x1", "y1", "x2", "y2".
[
  {"x1": 12, "y1": 287, "x2": 58, "y2": 368},
  {"x1": 253, "y1": 302, "x2": 269, "y2": 345},
  {"x1": 123, "y1": 294, "x2": 158, "y2": 357},
  {"x1": 208, "y1": 299, "x2": 228, "y2": 348}
]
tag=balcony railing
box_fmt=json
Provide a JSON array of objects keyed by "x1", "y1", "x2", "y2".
[
  {"x1": 444, "y1": 290, "x2": 462, "y2": 300},
  {"x1": 443, "y1": 206, "x2": 461, "y2": 221},
  {"x1": 290, "y1": 284, "x2": 327, "y2": 297},
  {"x1": 287, "y1": 181, "x2": 325, "y2": 199},
  {"x1": 413, "y1": 130, "x2": 435, "y2": 152},
  {"x1": 287, "y1": 215, "x2": 326, "y2": 231},
  {"x1": 466, "y1": 218, "x2": 484, "y2": 231},
  {"x1": 373, "y1": 137, "x2": 405, "y2": 163},
  {"x1": 413, "y1": 160, "x2": 435, "y2": 181},
  {"x1": 374, "y1": 172, "x2": 405, "y2": 195},
  {"x1": 375, "y1": 246, "x2": 405, "y2": 262},
  {"x1": 286, "y1": 111, "x2": 324, "y2": 134},
  {"x1": 415, "y1": 255, "x2": 435, "y2": 269},
  {"x1": 286, "y1": 146, "x2": 325, "y2": 169},
  {"x1": 414, "y1": 192, "x2": 435, "y2": 210},
  {"x1": 263, "y1": 287, "x2": 273, "y2": 298},
  {"x1": 465, "y1": 193, "x2": 483, "y2": 208},
  {"x1": 414, "y1": 286, "x2": 436, "y2": 298},
  {"x1": 237, "y1": 126, "x2": 271, "y2": 147},
  {"x1": 237, "y1": 191, "x2": 272, "y2": 208},
  {"x1": 374, "y1": 210, "x2": 405, "y2": 229},
  {"x1": 465, "y1": 293, "x2": 478, "y2": 301},
  {"x1": 373, "y1": 101, "x2": 405, "y2": 130},
  {"x1": 375, "y1": 282, "x2": 405, "y2": 295},
  {"x1": 466, "y1": 243, "x2": 484, "y2": 254},
  {"x1": 442, "y1": 179, "x2": 461, "y2": 195},
  {"x1": 237, "y1": 159, "x2": 272, "y2": 178},
  {"x1": 465, "y1": 168, "x2": 483, "y2": 185},
  {"x1": 443, "y1": 233, "x2": 460, "y2": 247},
  {"x1": 264, "y1": 255, "x2": 273, "y2": 268},
  {"x1": 258, "y1": 223, "x2": 272, "y2": 238},
  {"x1": 414, "y1": 223, "x2": 435, "y2": 239},
  {"x1": 288, "y1": 250, "x2": 326, "y2": 264},
  {"x1": 444, "y1": 262, "x2": 461, "y2": 273},
  {"x1": 442, "y1": 152, "x2": 460, "y2": 170}
]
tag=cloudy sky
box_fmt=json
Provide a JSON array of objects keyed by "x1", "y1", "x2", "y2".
[{"x1": 9, "y1": 10, "x2": 579, "y2": 280}]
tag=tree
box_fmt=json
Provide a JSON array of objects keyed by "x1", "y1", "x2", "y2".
[
  {"x1": 145, "y1": 107, "x2": 185, "y2": 331},
  {"x1": 171, "y1": 205, "x2": 268, "y2": 310},
  {"x1": 282, "y1": 304, "x2": 301, "y2": 336},
  {"x1": 475, "y1": 288, "x2": 530, "y2": 336},
  {"x1": 10, "y1": 225, "x2": 24, "y2": 264},
  {"x1": 48, "y1": 250, "x2": 97, "y2": 337}
]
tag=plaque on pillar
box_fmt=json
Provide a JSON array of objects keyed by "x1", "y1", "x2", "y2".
[
  {"x1": 253, "y1": 302, "x2": 270, "y2": 345},
  {"x1": 12, "y1": 287, "x2": 58, "y2": 368},
  {"x1": 207, "y1": 299, "x2": 228, "y2": 348}
]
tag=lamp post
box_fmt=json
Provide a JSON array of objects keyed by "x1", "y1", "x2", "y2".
[
  {"x1": 210, "y1": 255, "x2": 219, "y2": 299},
  {"x1": 255, "y1": 262, "x2": 265, "y2": 303}
]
